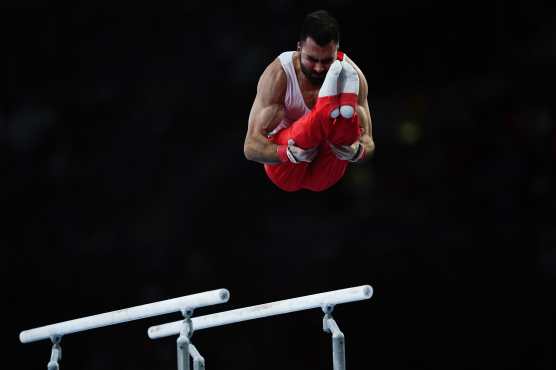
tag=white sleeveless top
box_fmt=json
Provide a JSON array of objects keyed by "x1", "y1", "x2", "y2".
[{"x1": 267, "y1": 51, "x2": 311, "y2": 136}]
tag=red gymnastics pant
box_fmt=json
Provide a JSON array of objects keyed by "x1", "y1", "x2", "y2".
[{"x1": 264, "y1": 96, "x2": 361, "y2": 192}]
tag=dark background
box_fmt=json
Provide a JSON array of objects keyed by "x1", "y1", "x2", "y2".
[{"x1": 5, "y1": 1, "x2": 555, "y2": 369}]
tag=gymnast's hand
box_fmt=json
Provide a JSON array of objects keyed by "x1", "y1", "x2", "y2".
[
  {"x1": 286, "y1": 139, "x2": 318, "y2": 163},
  {"x1": 328, "y1": 141, "x2": 364, "y2": 162}
]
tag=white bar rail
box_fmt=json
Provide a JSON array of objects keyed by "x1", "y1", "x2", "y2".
[
  {"x1": 148, "y1": 285, "x2": 372, "y2": 339},
  {"x1": 20, "y1": 289, "x2": 230, "y2": 343}
]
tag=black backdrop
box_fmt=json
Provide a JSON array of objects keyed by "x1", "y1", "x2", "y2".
[{"x1": 5, "y1": 1, "x2": 555, "y2": 369}]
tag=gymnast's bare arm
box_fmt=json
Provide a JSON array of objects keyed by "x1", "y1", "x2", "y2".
[
  {"x1": 243, "y1": 59, "x2": 287, "y2": 164},
  {"x1": 347, "y1": 56, "x2": 375, "y2": 160}
]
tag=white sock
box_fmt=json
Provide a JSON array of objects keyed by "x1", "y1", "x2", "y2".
[
  {"x1": 339, "y1": 106, "x2": 353, "y2": 118},
  {"x1": 318, "y1": 60, "x2": 342, "y2": 98},
  {"x1": 339, "y1": 60, "x2": 359, "y2": 96},
  {"x1": 339, "y1": 60, "x2": 359, "y2": 118}
]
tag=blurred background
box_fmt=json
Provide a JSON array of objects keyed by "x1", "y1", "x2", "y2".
[{"x1": 5, "y1": 1, "x2": 555, "y2": 369}]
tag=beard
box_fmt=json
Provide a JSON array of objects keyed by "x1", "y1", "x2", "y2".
[{"x1": 300, "y1": 63, "x2": 326, "y2": 86}]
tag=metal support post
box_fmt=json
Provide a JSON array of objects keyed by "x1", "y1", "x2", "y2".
[
  {"x1": 189, "y1": 344, "x2": 205, "y2": 370},
  {"x1": 177, "y1": 308, "x2": 194, "y2": 370},
  {"x1": 47, "y1": 336, "x2": 62, "y2": 370},
  {"x1": 322, "y1": 304, "x2": 346, "y2": 370}
]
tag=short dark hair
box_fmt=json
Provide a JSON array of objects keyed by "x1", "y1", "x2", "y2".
[{"x1": 299, "y1": 10, "x2": 340, "y2": 46}]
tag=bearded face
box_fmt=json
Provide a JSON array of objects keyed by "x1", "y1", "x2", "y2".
[
  {"x1": 298, "y1": 37, "x2": 338, "y2": 86},
  {"x1": 300, "y1": 61, "x2": 327, "y2": 85}
]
